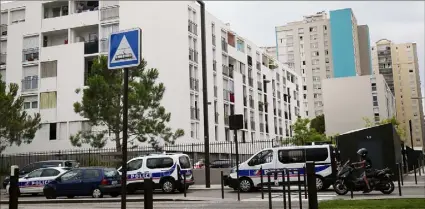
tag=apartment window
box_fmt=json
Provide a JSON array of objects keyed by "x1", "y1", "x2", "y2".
[
  {"x1": 325, "y1": 58, "x2": 329, "y2": 63},
  {"x1": 310, "y1": 43, "x2": 318, "y2": 49},
  {"x1": 40, "y1": 91, "x2": 57, "y2": 109},
  {"x1": 374, "y1": 113, "x2": 380, "y2": 122},
  {"x1": 313, "y1": 76, "x2": 320, "y2": 82},
  {"x1": 323, "y1": 25, "x2": 327, "y2": 30},
  {"x1": 371, "y1": 83, "x2": 377, "y2": 91},
  {"x1": 298, "y1": 28, "x2": 304, "y2": 34},
  {"x1": 372, "y1": 95, "x2": 378, "y2": 106},
  {"x1": 310, "y1": 34, "x2": 317, "y2": 40},
  {"x1": 311, "y1": 51, "x2": 319, "y2": 57},
  {"x1": 312, "y1": 59, "x2": 319, "y2": 65},
  {"x1": 324, "y1": 41, "x2": 328, "y2": 47},
  {"x1": 41, "y1": 61, "x2": 57, "y2": 78},
  {"x1": 11, "y1": 8, "x2": 25, "y2": 24},
  {"x1": 325, "y1": 50, "x2": 329, "y2": 55},
  {"x1": 299, "y1": 36, "x2": 303, "y2": 41},
  {"x1": 309, "y1": 26, "x2": 317, "y2": 32},
  {"x1": 49, "y1": 123, "x2": 57, "y2": 140},
  {"x1": 302, "y1": 61, "x2": 306, "y2": 65}
]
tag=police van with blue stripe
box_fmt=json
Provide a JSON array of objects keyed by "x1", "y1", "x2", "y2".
[
  {"x1": 225, "y1": 144, "x2": 337, "y2": 192},
  {"x1": 118, "y1": 153, "x2": 194, "y2": 194},
  {"x1": 6, "y1": 167, "x2": 70, "y2": 196}
]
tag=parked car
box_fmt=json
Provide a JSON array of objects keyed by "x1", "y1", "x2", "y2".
[
  {"x1": 118, "y1": 153, "x2": 194, "y2": 194},
  {"x1": 2, "y1": 160, "x2": 79, "y2": 189},
  {"x1": 194, "y1": 159, "x2": 205, "y2": 169},
  {"x1": 210, "y1": 159, "x2": 232, "y2": 168},
  {"x1": 43, "y1": 167, "x2": 121, "y2": 199}
]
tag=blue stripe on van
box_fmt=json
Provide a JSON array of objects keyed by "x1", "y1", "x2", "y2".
[
  {"x1": 238, "y1": 165, "x2": 330, "y2": 177},
  {"x1": 127, "y1": 164, "x2": 192, "y2": 180}
]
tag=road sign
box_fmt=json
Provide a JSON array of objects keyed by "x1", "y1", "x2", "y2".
[{"x1": 108, "y1": 28, "x2": 141, "y2": 69}]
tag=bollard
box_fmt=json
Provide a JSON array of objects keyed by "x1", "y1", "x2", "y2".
[
  {"x1": 303, "y1": 166, "x2": 307, "y2": 199},
  {"x1": 306, "y1": 162, "x2": 318, "y2": 209},
  {"x1": 418, "y1": 160, "x2": 422, "y2": 176},
  {"x1": 144, "y1": 178, "x2": 154, "y2": 209},
  {"x1": 397, "y1": 163, "x2": 402, "y2": 196},
  {"x1": 413, "y1": 164, "x2": 418, "y2": 185},
  {"x1": 183, "y1": 173, "x2": 187, "y2": 197},
  {"x1": 399, "y1": 163, "x2": 404, "y2": 186},
  {"x1": 260, "y1": 166, "x2": 264, "y2": 199},
  {"x1": 286, "y1": 169, "x2": 291, "y2": 209},
  {"x1": 220, "y1": 171, "x2": 224, "y2": 199},
  {"x1": 9, "y1": 165, "x2": 19, "y2": 209},
  {"x1": 267, "y1": 173, "x2": 272, "y2": 209},
  {"x1": 282, "y1": 170, "x2": 287, "y2": 209},
  {"x1": 297, "y1": 168, "x2": 302, "y2": 209}
]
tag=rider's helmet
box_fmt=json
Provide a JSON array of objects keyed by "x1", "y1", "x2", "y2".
[{"x1": 356, "y1": 148, "x2": 368, "y2": 157}]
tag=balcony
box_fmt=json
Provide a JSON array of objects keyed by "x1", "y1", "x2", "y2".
[
  {"x1": 221, "y1": 37, "x2": 228, "y2": 53},
  {"x1": 189, "y1": 48, "x2": 195, "y2": 62},
  {"x1": 257, "y1": 81, "x2": 262, "y2": 91},
  {"x1": 212, "y1": 34, "x2": 216, "y2": 46},
  {"x1": 43, "y1": 1, "x2": 69, "y2": 19},
  {"x1": 213, "y1": 60, "x2": 217, "y2": 71},
  {"x1": 100, "y1": 6, "x2": 119, "y2": 21},
  {"x1": 188, "y1": 20, "x2": 197, "y2": 35},
  {"x1": 22, "y1": 48, "x2": 39, "y2": 63},
  {"x1": 0, "y1": 53, "x2": 6, "y2": 66},
  {"x1": 72, "y1": 25, "x2": 99, "y2": 54},
  {"x1": 243, "y1": 75, "x2": 246, "y2": 84},
  {"x1": 214, "y1": 86, "x2": 217, "y2": 97},
  {"x1": 190, "y1": 77, "x2": 199, "y2": 91},
  {"x1": 223, "y1": 89, "x2": 230, "y2": 101},
  {"x1": 244, "y1": 120, "x2": 248, "y2": 129},
  {"x1": 224, "y1": 115, "x2": 229, "y2": 126},
  {"x1": 0, "y1": 24, "x2": 7, "y2": 37},
  {"x1": 250, "y1": 121, "x2": 255, "y2": 131},
  {"x1": 73, "y1": 1, "x2": 99, "y2": 14},
  {"x1": 260, "y1": 123, "x2": 264, "y2": 132},
  {"x1": 228, "y1": 66, "x2": 234, "y2": 78},
  {"x1": 243, "y1": 96, "x2": 247, "y2": 106},
  {"x1": 279, "y1": 128, "x2": 283, "y2": 135},
  {"x1": 248, "y1": 78, "x2": 253, "y2": 87},
  {"x1": 21, "y1": 76, "x2": 39, "y2": 92},
  {"x1": 256, "y1": 61, "x2": 261, "y2": 70},
  {"x1": 258, "y1": 102, "x2": 264, "y2": 112},
  {"x1": 247, "y1": 56, "x2": 252, "y2": 66},
  {"x1": 249, "y1": 99, "x2": 254, "y2": 109},
  {"x1": 278, "y1": 109, "x2": 282, "y2": 117},
  {"x1": 43, "y1": 29, "x2": 68, "y2": 47},
  {"x1": 190, "y1": 107, "x2": 200, "y2": 120},
  {"x1": 84, "y1": 39, "x2": 99, "y2": 54},
  {"x1": 222, "y1": 65, "x2": 229, "y2": 77}
]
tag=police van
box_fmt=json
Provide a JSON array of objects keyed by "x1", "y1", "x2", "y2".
[
  {"x1": 225, "y1": 144, "x2": 337, "y2": 192},
  {"x1": 6, "y1": 167, "x2": 70, "y2": 195},
  {"x1": 118, "y1": 153, "x2": 194, "y2": 194}
]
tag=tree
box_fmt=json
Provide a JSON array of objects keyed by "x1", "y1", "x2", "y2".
[
  {"x1": 290, "y1": 118, "x2": 328, "y2": 145},
  {"x1": 70, "y1": 56, "x2": 184, "y2": 151},
  {"x1": 310, "y1": 114, "x2": 325, "y2": 134},
  {"x1": 0, "y1": 74, "x2": 41, "y2": 153},
  {"x1": 362, "y1": 116, "x2": 406, "y2": 141}
]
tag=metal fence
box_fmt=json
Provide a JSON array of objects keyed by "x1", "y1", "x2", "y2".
[{"x1": 0, "y1": 139, "x2": 295, "y2": 175}]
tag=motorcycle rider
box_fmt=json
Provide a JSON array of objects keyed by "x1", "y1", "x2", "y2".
[{"x1": 351, "y1": 148, "x2": 373, "y2": 193}]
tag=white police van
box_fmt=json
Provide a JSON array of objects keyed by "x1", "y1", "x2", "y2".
[
  {"x1": 6, "y1": 167, "x2": 70, "y2": 195},
  {"x1": 118, "y1": 153, "x2": 194, "y2": 194},
  {"x1": 226, "y1": 145, "x2": 337, "y2": 192}
]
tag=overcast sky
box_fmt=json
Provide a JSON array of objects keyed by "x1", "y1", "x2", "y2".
[{"x1": 205, "y1": 1, "x2": 425, "y2": 93}]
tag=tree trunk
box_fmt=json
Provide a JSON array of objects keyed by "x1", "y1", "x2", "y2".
[{"x1": 114, "y1": 132, "x2": 122, "y2": 152}]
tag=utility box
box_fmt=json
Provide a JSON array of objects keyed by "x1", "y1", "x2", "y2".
[{"x1": 336, "y1": 123, "x2": 402, "y2": 181}]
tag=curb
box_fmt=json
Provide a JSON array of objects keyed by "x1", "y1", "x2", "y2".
[{"x1": 0, "y1": 198, "x2": 205, "y2": 205}]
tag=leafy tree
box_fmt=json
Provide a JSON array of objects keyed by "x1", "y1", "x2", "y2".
[
  {"x1": 310, "y1": 114, "x2": 325, "y2": 134},
  {"x1": 70, "y1": 56, "x2": 184, "y2": 151},
  {"x1": 0, "y1": 74, "x2": 41, "y2": 153},
  {"x1": 362, "y1": 116, "x2": 406, "y2": 141},
  {"x1": 290, "y1": 118, "x2": 329, "y2": 145}
]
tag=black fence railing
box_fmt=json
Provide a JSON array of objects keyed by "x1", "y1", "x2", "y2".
[{"x1": 84, "y1": 40, "x2": 99, "y2": 54}]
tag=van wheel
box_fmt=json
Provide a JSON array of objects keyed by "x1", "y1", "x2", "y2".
[
  {"x1": 239, "y1": 177, "x2": 254, "y2": 192},
  {"x1": 161, "y1": 179, "x2": 175, "y2": 194},
  {"x1": 316, "y1": 176, "x2": 325, "y2": 191}
]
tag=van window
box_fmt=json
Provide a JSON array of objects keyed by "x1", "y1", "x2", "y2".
[
  {"x1": 248, "y1": 150, "x2": 273, "y2": 166},
  {"x1": 306, "y1": 148, "x2": 328, "y2": 162},
  {"x1": 179, "y1": 156, "x2": 191, "y2": 169},
  {"x1": 147, "y1": 157, "x2": 174, "y2": 169},
  {"x1": 278, "y1": 149, "x2": 305, "y2": 164},
  {"x1": 127, "y1": 159, "x2": 144, "y2": 171}
]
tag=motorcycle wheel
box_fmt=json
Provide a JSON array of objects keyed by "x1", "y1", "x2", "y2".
[
  {"x1": 380, "y1": 181, "x2": 395, "y2": 194},
  {"x1": 333, "y1": 180, "x2": 349, "y2": 195}
]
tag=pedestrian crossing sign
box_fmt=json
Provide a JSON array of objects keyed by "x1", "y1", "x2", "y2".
[{"x1": 108, "y1": 28, "x2": 141, "y2": 69}]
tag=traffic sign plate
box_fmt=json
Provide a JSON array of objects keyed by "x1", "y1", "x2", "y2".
[{"x1": 108, "y1": 28, "x2": 141, "y2": 69}]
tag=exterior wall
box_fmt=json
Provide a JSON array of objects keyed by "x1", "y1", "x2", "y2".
[
  {"x1": 329, "y1": 8, "x2": 358, "y2": 78},
  {"x1": 357, "y1": 25, "x2": 372, "y2": 75},
  {"x1": 323, "y1": 74, "x2": 395, "y2": 136},
  {"x1": 1, "y1": 1, "x2": 303, "y2": 154}
]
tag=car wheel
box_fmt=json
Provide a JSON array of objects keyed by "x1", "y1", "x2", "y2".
[
  {"x1": 239, "y1": 177, "x2": 254, "y2": 192},
  {"x1": 67, "y1": 195, "x2": 75, "y2": 199},
  {"x1": 110, "y1": 192, "x2": 120, "y2": 197},
  {"x1": 92, "y1": 188, "x2": 103, "y2": 198},
  {"x1": 161, "y1": 179, "x2": 175, "y2": 194},
  {"x1": 316, "y1": 176, "x2": 325, "y2": 191}
]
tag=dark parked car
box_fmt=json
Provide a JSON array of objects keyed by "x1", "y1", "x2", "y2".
[
  {"x1": 2, "y1": 160, "x2": 78, "y2": 189},
  {"x1": 210, "y1": 159, "x2": 232, "y2": 168},
  {"x1": 43, "y1": 167, "x2": 121, "y2": 199}
]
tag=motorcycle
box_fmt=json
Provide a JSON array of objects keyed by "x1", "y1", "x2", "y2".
[{"x1": 333, "y1": 160, "x2": 395, "y2": 195}]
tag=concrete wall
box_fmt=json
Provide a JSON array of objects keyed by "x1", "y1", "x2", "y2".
[{"x1": 357, "y1": 25, "x2": 372, "y2": 75}]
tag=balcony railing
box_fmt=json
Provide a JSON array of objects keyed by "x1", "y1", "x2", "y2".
[
  {"x1": 214, "y1": 86, "x2": 217, "y2": 97},
  {"x1": 221, "y1": 37, "x2": 227, "y2": 52},
  {"x1": 249, "y1": 99, "x2": 254, "y2": 109},
  {"x1": 222, "y1": 65, "x2": 229, "y2": 77},
  {"x1": 244, "y1": 120, "x2": 248, "y2": 129},
  {"x1": 215, "y1": 112, "x2": 219, "y2": 124},
  {"x1": 0, "y1": 24, "x2": 7, "y2": 36},
  {"x1": 250, "y1": 121, "x2": 255, "y2": 131},
  {"x1": 229, "y1": 66, "x2": 234, "y2": 78},
  {"x1": 243, "y1": 96, "x2": 247, "y2": 106},
  {"x1": 223, "y1": 89, "x2": 230, "y2": 101},
  {"x1": 188, "y1": 20, "x2": 197, "y2": 35},
  {"x1": 224, "y1": 115, "x2": 229, "y2": 125},
  {"x1": 100, "y1": 6, "x2": 119, "y2": 21},
  {"x1": 190, "y1": 107, "x2": 200, "y2": 120},
  {"x1": 212, "y1": 34, "x2": 216, "y2": 46},
  {"x1": 190, "y1": 77, "x2": 199, "y2": 91},
  {"x1": 279, "y1": 128, "x2": 283, "y2": 135},
  {"x1": 194, "y1": 50, "x2": 198, "y2": 63},
  {"x1": 248, "y1": 78, "x2": 253, "y2": 87},
  {"x1": 278, "y1": 109, "x2": 282, "y2": 117},
  {"x1": 189, "y1": 48, "x2": 198, "y2": 63},
  {"x1": 84, "y1": 40, "x2": 99, "y2": 54},
  {"x1": 258, "y1": 102, "x2": 264, "y2": 111},
  {"x1": 0, "y1": 53, "x2": 6, "y2": 65},
  {"x1": 21, "y1": 76, "x2": 38, "y2": 92},
  {"x1": 256, "y1": 61, "x2": 261, "y2": 70},
  {"x1": 257, "y1": 81, "x2": 262, "y2": 91},
  {"x1": 100, "y1": 38, "x2": 108, "y2": 53},
  {"x1": 260, "y1": 123, "x2": 264, "y2": 132},
  {"x1": 22, "y1": 48, "x2": 39, "y2": 62},
  {"x1": 213, "y1": 60, "x2": 217, "y2": 71}
]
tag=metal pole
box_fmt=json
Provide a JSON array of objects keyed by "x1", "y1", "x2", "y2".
[
  {"x1": 9, "y1": 166, "x2": 19, "y2": 209},
  {"x1": 306, "y1": 162, "x2": 318, "y2": 209},
  {"x1": 399, "y1": 163, "x2": 404, "y2": 186},
  {"x1": 144, "y1": 178, "x2": 153, "y2": 209},
  {"x1": 267, "y1": 173, "x2": 272, "y2": 209},
  {"x1": 303, "y1": 166, "x2": 307, "y2": 199},
  {"x1": 235, "y1": 130, "x2": 240, "y2": 201},
  {"x1": 196, "y1": 0, "x2": 210, "y2": 189},
  {"x1": 413, "y1": 164, "x2": 417, "y2": 184},
  {"x1": 298, "y1": 169, "x2": 302, "y2": 209},
  {"x1": 121, "y1": 68, "x2": 129, "y2": 209},
  {"x1": 286, "y1": 169, "x2": 291, "y2": 209},
  {"x1": 409, "y1": 120, "x2": 414, "y2": 150},
  {"x1": 282, "y1": 170, "x2": 286, "y2": 209},
  {"x1": 260, "y1": 166, "x2": 264, "y2": 199},
  {"x1": 220, "y1": 171, "x2": 224, "y2": 199},
  {"x1": 183, "y1": 173, "x2": 187, "y2": 197},
  {"x1": 397, "y1": 163, "x2": 402, "y2": 196},
  {"x1": 418, "y1": 160, "x2": 422, "y2": 176}
]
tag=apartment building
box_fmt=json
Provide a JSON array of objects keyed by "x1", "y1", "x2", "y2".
[
  {"x1": 372, "y1": 39, "x2": 425, "y2": 150},
  {"x1": 0, "y1": 1, "x2": 303, "y2": 154},
  {"x1": 323, "y1": 74, "x2": 396, "y2": 136}
]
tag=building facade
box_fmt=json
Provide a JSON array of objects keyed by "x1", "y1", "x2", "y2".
[
  {"x1": 357, "y1": 25, "x2": 372, "y2": 76},
  {"x1": 372, "y1": 39, "x2": 425, "y2": 150},
  {"x1": 0, "y1": 1, "x2": 304, "y2": 154},
  {"x1": 323, "y1": 74, "x2": 396, "y2": 136}
]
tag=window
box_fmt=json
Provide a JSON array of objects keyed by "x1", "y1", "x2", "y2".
[
  {"x1": 371, "y1": 83, "x2": 377, "y2": 91},
  {"x1": 310, "y1": 34, "x2": 317, "y2": 40},
  {"x1": 311, "y1": 51, "x2": 319, "y2": 57},
  {"x1": 313, "y1": 76, "x2": 320, "y2": 81},
  {"x1": 40, "y1": 91, "x2": 57, "y2": 109},
  {"x1": 310, "y1": 43, "x2": 318, "y2": 48},
  {"x1": 127, "y1": 159, "x2": 144, "y2": 171},
  {"x1": 323, "y1": 25, "x2": 327, "y2": 30},
  {"x1": 312, "y1": 59, "x2": 319, "y2": 65},
  {"x1": 11, "y1": 8, "x2": 25, "y2": 24},
  {"x1": 278, "y1": 149, "x2": 304, "y2": 164},
  {"x1": 309, "y1": 26, "x2": 317, "y2": 32},
  {"x1": 60, "y1": 169, "x2": 83, "y2": 181},
  {"x1": 248, "y1": 150, "x2": 273, "y2": 166},
  {"x1": 325, "y1": 50, "x2": 328, "y2": 55},
  {"x1": 49, "y1": 123, "x2": 57, "y2": 140},
  {"x1": 41, "y1": 61, "x2": 57, "y2": 78},
  {"x1": 41, "y1": 169, "x2": 60, "y2": 177},
  {"x1": 104, "y1": 169, "x2": 119, "y2": 178},
  {"x1": 298, "y1": 28, "x2": 304, "y2": 34},
  {"x1": 83, "y1": 169, "x2": 101, "y2": 179},
  {"x1": 27, "y1": 169, "x2": 43, "y2": 178},
  {"x1": 24, "y1": 102, "x2": 31, "y2": 109},
  {"x1": 325, "y1": 58, "x2": 329, "y2": 63},
  {"x1": 306, "y1": 148, "x2": 328, "y2": 161},
  {"x1": 146, "y1": 157, "x2": 174, "y2": 169},
  {"x1": 179, "y1": 156, "x2": 191, "y2": 169}
]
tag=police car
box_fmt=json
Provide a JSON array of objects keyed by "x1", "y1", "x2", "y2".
[
  {"x1": 118, "y1": 153, "x2": 194, "y2": 194},
  {"x1": 6, "y1": 167, "x2": 70, "y2": 196}
]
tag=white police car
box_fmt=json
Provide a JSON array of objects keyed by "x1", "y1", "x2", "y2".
[
  {"x1": 118, "y1": 153, "x2": 194, "y2": 194},
  {"x1": 6, "y1": 167, "x2": 70, "y2": 196}
]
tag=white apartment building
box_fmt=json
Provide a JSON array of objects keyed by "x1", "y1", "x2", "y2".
[
  {"x1": 275, "y1": 11, "x2": 333, "y2": 119},
  {"x1": 323, "y1": 74, "x2": 396, "y2": 136},
  {"x1": 0, "y1": 1, "x2": 303, "y2": 154}
]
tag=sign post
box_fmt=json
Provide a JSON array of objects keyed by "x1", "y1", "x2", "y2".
[
  {"x1": 108, "y1": 28, "x2": 142, "y2": 209},
  {"x1": 229, "y1": 114, "x2": 243, "y2": 201}
]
